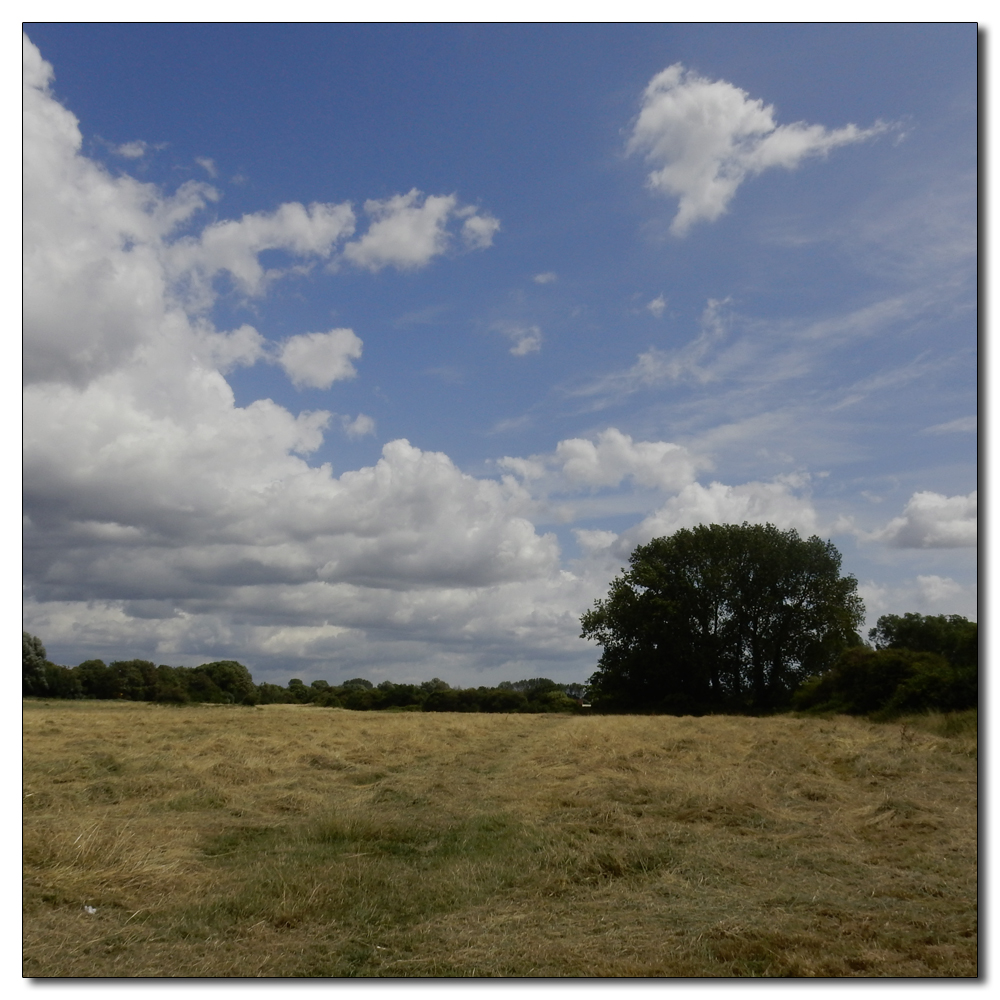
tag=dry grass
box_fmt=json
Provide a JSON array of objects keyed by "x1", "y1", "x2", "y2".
[{"x1": 23, "y1": 700, "x2": 977, "y2": 977}]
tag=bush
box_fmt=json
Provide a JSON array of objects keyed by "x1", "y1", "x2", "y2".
[{"x1": 793, "y1": 646, "x2": 976, "y2": 717}]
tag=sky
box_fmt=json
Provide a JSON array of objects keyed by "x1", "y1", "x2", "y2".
[{"x1": 21, "y1": 23, "x2": 977, "y2": 688}]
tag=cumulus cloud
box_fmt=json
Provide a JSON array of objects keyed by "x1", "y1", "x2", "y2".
[
  {"x1": 858, "y1": 575, "x2": 976, "y2": 629},
  {"x1": 22, "y1": 34, "x2": 567, "y2": 683},
  {"x1": 460, "y1": 210, "x2": 501, "y2": 249},
  {"x1": 198, "y1": 324, "x2": 267, "y2": 373},
  {"x1": 342, "y1": 413, "x2": 376, "y2": 438},
  {"x1": 195, "y1": 156, "x2": 217, "y2": 177},
  {"x1": 627, "y1": 63, "x2": 888, "y2": 235},
  {"x1": 533, "y1": 272, "x2": 557, "y2": 285},
  {"x1": 616, "y1": 475, "x2": 819, "y2": 557},
  {"x1": 573, "y1": 528, "x2": 618, "y2": 555},
  {"x1": 553, "y1": 428, "x2": 697, "y2": 492},
  {"x1": 170, "y1": 200, "x2": 357, "y2": 302},
  {"x1": 276, "y1": 329, "x2": 364, "y2": 389},
  {"x1": 341, "y1": 189, "x2": 498, "y2": 271},
  {"x1": 868, "y1": 491, "x2": 977, "y2": 548},
  {"x1": 496, "y1": 428, "x2": 710, "y2": 528}
]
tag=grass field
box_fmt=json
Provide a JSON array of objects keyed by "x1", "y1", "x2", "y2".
[{"x1": 22, "y1": 700, "x2": 977, "y2": 977}]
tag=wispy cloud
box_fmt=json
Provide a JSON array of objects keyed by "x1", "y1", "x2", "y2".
[
  {"x1": 922, "y1": 416, "x2": 977, "y2": 435},
  {"x1": 394, "y1": 303, "x2": 451, "y2": 328},
  {"x1": 571, "y1": 292, "x2": 930, "y2": 411},
  {"x1": 495, "y1": 322, "x2": 543, "y2": 356},
  {"x1": 830, "y1": 352, "x2": 936, "y2": 411},
  {"x1": 115, "y1": 140, "x2": 148, "y2": 159}
]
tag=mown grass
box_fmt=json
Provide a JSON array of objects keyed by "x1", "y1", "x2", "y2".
[{"x1": 23, "y1": 701, "x2": 977, "y2": 977}]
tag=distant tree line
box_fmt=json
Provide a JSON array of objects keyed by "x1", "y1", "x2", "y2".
[
  {"x1": 23, "y1": 518, "x2": 977, "y2": 722},
  {"x1": 21, "y1": 635, "x2": 589, "y2": 714}
]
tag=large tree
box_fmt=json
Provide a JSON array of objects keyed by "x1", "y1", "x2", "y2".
[{"x1": 581, "y1": 523, "x2": 865, "y2": 714}]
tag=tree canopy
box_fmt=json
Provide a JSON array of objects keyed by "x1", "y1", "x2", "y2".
[
  {"x1": 794, "y1": 613, "x2": 978, "y2": 717},
  {"x1": 580, "y1": 523, "x2": 865, "y2": 714},
  {"x1": 869, "y1": 613, "x2": 977, "y2": 669}
]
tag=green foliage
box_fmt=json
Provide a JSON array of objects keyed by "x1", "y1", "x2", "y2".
[
  {"x1": 869, "y1": 613, "x2": 978, "y2": 668},
  {"x1": 43, "y1": 662, "x2": 82, "y2": 699},
  {"x1": 23, "y1": 632, "x2": 49, "y2": 697},
  {"x1": 479, "y1": 689, "x2": 529, "y2": 713},
  {"x1": 196, "y1": 661, "x2": 258, "y2": 704},
  {"x1": 75, "y1": 660, "x2": 116, "y2": 699},
  {"x1": 108, "y1": 660, "x2": 158, "y2": 700},
  {"x1": 796, "y1": 613, "x2": 979, "y2": 718},
  {"x1": 794, "y1": 645, "x2": 977, "y2": 717},
  {"x1": 256, "y1": 682, "x2": 294, "y2": 705},
  {"x1": 581, "y1": 523, "x2": 865, "y2": 715},
  {"x1": 342, "y1": 677, "x2": 374, "y2": 690}
]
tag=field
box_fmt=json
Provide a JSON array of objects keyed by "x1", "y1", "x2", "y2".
[{"x1": 22, "y1": 700, "x2": 977, "y2": 978}]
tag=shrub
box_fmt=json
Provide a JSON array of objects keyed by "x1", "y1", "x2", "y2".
[{"x1": 793, "y1": 646, "x2": 975, "y2": 716}]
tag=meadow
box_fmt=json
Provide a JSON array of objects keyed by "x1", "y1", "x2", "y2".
[{"x1": 23, "y1": 700, "x2": 977, "y2": 977}]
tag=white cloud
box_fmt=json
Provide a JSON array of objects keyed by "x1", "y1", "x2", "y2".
[
  {"x1": 533, "y1": 272, "x2": 557, "y2": 285},
  {"x1": 922, "y1": 416, "x2": 977, "y2": 435},
  {"x1": 170, "y1": 200, "x2": 357, "y2": 301},
  {"x1": 627, "y1": 63, "x2": 888, "y2": 235},
  {"x1": 868, "y1": 490, "x2": 977, "y2": 548},
  {"x1": 572, "y1": 291, "x2": 932, "y2": 414},
  {"x1": 198, "y1": 324, "x2": 267, "y2": 373},
  {"x1": 23, "y1": 38, "x2": 219, "y2": 388},
  {"x1": 647, "y1": 295, "x2": 666, "y2": 318},
  {"x1": 496, "y1": 428, "x2": 712, "y2": 529},
  {"x1": 341, "y1": 189, "x2": 499, "y2": 271},
  {"x1": 496, "y1": 456, "x2": 546, "y2": 481},
  {"x1": 858, "y1": 575, "x2": 976, "y2": 630},
  {"x1": 195, "y1": 156, "x2": 217, "y2": 177},
  {"x1": 573, "y1": 528, "x2": 618, "y2": 555},
  {"x1": 343, "y1": 190, "x2": 453, "y2": 270},
  {"x1": 23, "y1": 34, "x2": 565, "y2": 684},
  {"x1": 116, "y1": 140, "x2": 148, "y2": 159},
  {"x1": 461, "y1": 210, "x2": 501, "y2": 249},
  {"x1": 554, "y1": 428, "x2": 697, "y2": 492},
  {"x1": 616, "y1": 476, "x2": 819, "y2": 556},
  {"x1": 498, "y1": 323, "x2": 542, "y2": 356},
  {"x1": 276, "y1": 329, "x2": 363, "y2": 390},
  {"x1": 574, "y1": 297, "x2": 732, "y2": 400},
  {"x1": 342, "y1": 413, "x2": 376, "y2": 438},
  {"x1": 914, "y1": 574, "x2": 965, "y2": 605}
]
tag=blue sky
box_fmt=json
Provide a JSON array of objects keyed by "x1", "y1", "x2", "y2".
[{"x1": 22, "y1": 24, "x2": 977, "y2": 687}]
